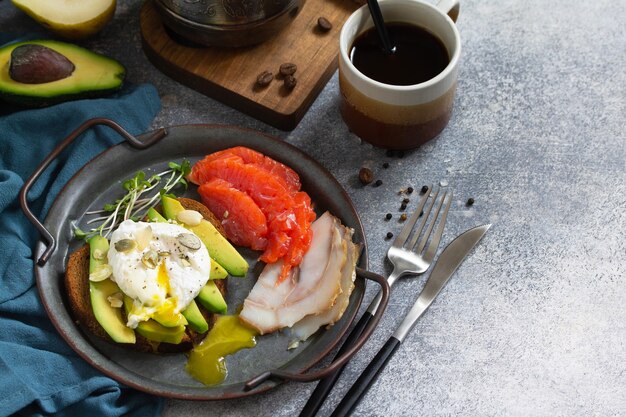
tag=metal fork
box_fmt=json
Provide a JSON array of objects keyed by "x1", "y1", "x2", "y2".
[
  {"x1": 298, "y1": 185, "x2": 452, "y2": 417},
  {"x1": 368, "y1": 185, "x2": 453, "y2": 316}
]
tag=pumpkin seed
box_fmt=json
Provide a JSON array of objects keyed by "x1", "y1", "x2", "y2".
[
  {"x1": 114, "y1": 238, "x2": 136, "y2": 253},
  {"x1": 89, "y1": 264, "x2": 112, "y2": 282},
  {"x1": 176, "y1": 209, "x2": 203, "y2": 226},
  {"x1": 141, "y1": 250, "x2": 159, "y2": 269},
  {"x1": 107, "y1": 292, "x2": 123, "y2": 308},
  {"x1": 177, "y1": 233, "x2": 201, "y2": 250}
]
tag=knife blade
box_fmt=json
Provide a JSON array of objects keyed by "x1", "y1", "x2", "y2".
[
  {"x1": 393, "y1": 223, "x2": 491, "y2": 342},
  {"x1": 329, "y1": 223, "x2": 491, "y2": 417}
]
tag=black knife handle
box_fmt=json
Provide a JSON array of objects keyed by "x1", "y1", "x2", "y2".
[
  {"x1": 329, "y1": 336, "x2": 402, "y2": 417},
  {"x1": 298, "y1": 311, "x2": 374, "y2": 417}
]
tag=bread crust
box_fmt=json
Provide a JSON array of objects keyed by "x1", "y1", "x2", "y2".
[{"x1": 65, "y1": 198, "x2": 229, "y2": 353}]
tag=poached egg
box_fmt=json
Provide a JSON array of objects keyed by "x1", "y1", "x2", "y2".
[{"x1": 108, "y1": 220, "x2": 212, "y2": 328}]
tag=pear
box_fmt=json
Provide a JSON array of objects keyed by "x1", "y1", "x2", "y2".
[{"x1": 11, "y1": 0, "x2": 117, "y2": 39}]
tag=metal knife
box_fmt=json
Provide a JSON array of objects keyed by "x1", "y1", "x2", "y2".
[{"x1": 329, "y1": 224, "x2": 491, "y2": 417}]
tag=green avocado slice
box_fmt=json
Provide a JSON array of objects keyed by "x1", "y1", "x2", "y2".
[
  {"x1": 161, "y1": 195, "x2": 248, "y2": 277},
  {"x1": 88, "y1": 235, "x2": 136, "y2": 344},
  {"x1": 0, "y1": 39, "x2": 125, "y2": 107},
  {"x1": 197, "y1": 281, "x2": 227, "y2": 315},
  {"x1": 182, "y1": 300, "x2": 209, "y2": 334}
]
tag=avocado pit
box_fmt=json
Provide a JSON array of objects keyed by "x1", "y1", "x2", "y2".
[{"x1": 9, "y1": 44, "x2": 75, "y2": 84}]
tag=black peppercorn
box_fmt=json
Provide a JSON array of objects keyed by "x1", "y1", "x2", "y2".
[
  {"x1": 386, "y1": 232, "x2": 394, "y2": 239},
  {"x1": 466, "y1": 197, "x2": 475, "y2": 206},
  {"x1": 407, "y1": 186, "x2": 414, "y2": 194},
  {"x1": 375, "y1": 179, "x2": 383, "y2": 187},
  {"x1": 385, "y1": 213, "x2": 392, "y2": 220},
  {"x1": 402, "y1": 197, "x2": 410, "y2": 204},
  {"x1": 382, "y1": 162, "x2": 390, "y2": 169},
  {"x1": 400, "y1": 203, "x2": 407, "y2": 211},
  {"x1": 420, "y1": 185, "x2": 429, "y2": 194}
]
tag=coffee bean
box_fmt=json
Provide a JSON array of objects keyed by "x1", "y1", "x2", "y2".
[
  {"x1": 256, "y1": 70, "x2": 273, "y2": 87},
  {"x1": 280, "y1": 63, "x2": 297, "y2": 76},
  {"x1": 284, "y1": 75, "x2": 297, "y2": 90},
  {"x1": 358, "y1": 167, "x2": 374, "y2": 185},
  {"x1": 317, "y1": 17, "x2": 332, "y2": 32}
]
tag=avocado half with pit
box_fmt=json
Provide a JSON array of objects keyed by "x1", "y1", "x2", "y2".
[{"x1": 0, "y1": 39, "x2": 125, "y2": 107}]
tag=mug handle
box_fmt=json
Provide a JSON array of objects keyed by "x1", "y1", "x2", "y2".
[{"x1": 436, "y1": 0, "x2": 460, "y2": 22}]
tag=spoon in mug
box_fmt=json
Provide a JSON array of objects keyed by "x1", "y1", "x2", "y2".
[{"x1": 367, "y1": 0, "x2": 395, "y2": 54}]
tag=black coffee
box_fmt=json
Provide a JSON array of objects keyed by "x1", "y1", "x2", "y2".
[{"x1": 349, "y1": 23, "x2": 449, "y2": 86}]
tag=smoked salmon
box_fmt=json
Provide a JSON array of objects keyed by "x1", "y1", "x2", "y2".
[
  {"x1": 189, "y1": 146, "x2": 301, "y2": 193},
  {"x1": 197, "y1": 178, "x2": 268, "y2": 250},
  {"x1": 189, "y1": 147, "x2": 316, "y2": 283}
]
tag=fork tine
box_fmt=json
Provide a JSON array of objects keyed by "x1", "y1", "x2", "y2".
[
  {"x1": 405, "y1": 186, "x2": 440, "y2": 250},
  {"x1": 413, "y1": 189, "x2": 447, "y2": 253},
  {"x1": 391, "y1": 185, "x2": 432, "y2": 248},
  {"x1": 421, "y1": 191, "x2": 452, "y2": 262}
]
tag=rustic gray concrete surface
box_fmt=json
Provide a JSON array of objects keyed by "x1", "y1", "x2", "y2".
[{"x1": 2, "y1": 0, "x2": 624, "y2": 416}]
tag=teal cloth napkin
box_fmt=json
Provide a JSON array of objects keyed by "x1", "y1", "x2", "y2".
[{"x1": 0, "y1": 37, "x2": 164, "y2": 417}]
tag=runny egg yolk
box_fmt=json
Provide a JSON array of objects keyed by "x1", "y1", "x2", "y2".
[
  {"x1": 129, "y1": 261, "x2": 185, "y2": 327},
  {"x1": 151, "y1": 261, "x2": 181, "y2": 324}
]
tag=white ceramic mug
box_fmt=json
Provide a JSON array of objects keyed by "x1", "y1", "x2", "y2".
[{"x1": 339, "y1": 0, "x2": 461, "y2": 150}]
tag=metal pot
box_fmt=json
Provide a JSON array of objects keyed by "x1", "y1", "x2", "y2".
[{"x1": 154, "y1": 0, "x2": 306, "y2": 47}]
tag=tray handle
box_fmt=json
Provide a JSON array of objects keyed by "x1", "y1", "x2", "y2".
[
  {"x1": 244, "y1": 267, "x2": 390, "y2": 391},
  {"x1": 19, "y1": 117, "x2": 168, "y2": 266}
]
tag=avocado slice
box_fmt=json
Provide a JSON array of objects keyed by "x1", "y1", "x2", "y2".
[
  {"x1": 152, "y1": 306, "x2": 188, "y2": 328},
  {"x1": 209, "y1": 261, "x2": 228, "y2": 280},
  {"x1": 87, "y1": 235, "x2": 136, "y2": 344},
  {"x1": 182, "y1": 300, "x2": 209, "y2": 334},
  {"x1": 147, "y1": 207, "x2": 167, "y2": 223},
  {"x1": 135, "y1": 320, "x2": 186, "y2": 345},
  {"x1": 123, "y1": 296, "x2": 186, "y2": 344},
  {"x1": 161, "y1": 195, "x2": 248, "y2": 277},
  {"x1": 0, "y1": 40, "x2": 125, "y2": 107},
  {"x1": 147, "y1": 204, "x2": 229, "y2": 279},
  {"x1": 197, "y1": 281, "x2": 228, "y2": 315}
]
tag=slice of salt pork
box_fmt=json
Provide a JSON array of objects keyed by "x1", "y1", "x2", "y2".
[
  {"x1": 239, "y1": 212, "x2": 347, "y2": 335},
  {"x1": 289, "y1": 224, "x2": 360, "y2": 343}
]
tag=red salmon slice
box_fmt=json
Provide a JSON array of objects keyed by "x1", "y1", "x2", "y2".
[
  {"x1": 189, "y1": 146, "x2": 301, "y2": 192},
  {"x1": 188, "y1": 153, "x2": 243, "y2": 185},
  {"x1": 190, "y1": 148, "x2": 316, "y2": 284},
  {"x1": 197, "y1": 178, "x2": 268, "y2": 251},
  {"x1": 261, "y1": 192, "x2": 315, "y2": 279},
  {"x1": 195, "y1": 157, "x2": 294, "y2": 213}
]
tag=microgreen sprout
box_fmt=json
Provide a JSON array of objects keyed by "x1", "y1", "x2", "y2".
[{"x1": 74, "y1": 160, "x2": 191, "y2": 240}]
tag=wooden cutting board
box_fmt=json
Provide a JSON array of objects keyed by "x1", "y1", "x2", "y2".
[{"x1": 140, "y1": 0, "x2": 359, "y2": 130}]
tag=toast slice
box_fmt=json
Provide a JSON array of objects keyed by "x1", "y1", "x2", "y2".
[{"x1": 65, "y1": 197, "x2": 228, "y2": 353}]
